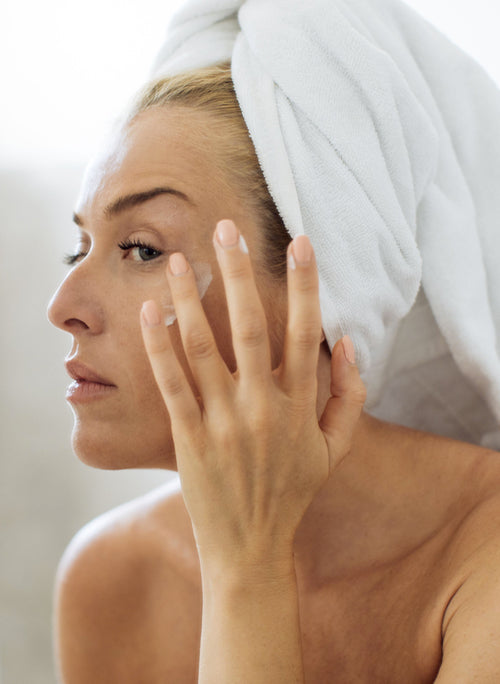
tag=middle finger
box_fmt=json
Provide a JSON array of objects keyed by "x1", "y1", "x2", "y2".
[{"x1": 213, "y1": 219, "x2": 272, "y2": 388}]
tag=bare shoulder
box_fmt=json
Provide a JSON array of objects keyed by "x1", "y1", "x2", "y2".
[
  {"x1": 443, "y1": 444, "x2": 500, "y2": 562},
  {"x1": 436, "y1": 453, "x2": 500, "y2": 681},
  {"x1": 54, "y1": 476, "x2": 201, "y2": 684}
]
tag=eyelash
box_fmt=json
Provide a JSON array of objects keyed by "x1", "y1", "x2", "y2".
[
  {"x1": 63, "y1": 250, "x2": 86, "y2": 266},
  {"x1": 63, "y1": 239, "x2": 163, "y2": 266}
]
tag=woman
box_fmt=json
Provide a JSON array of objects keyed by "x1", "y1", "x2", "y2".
[{"x1": 49, "y1": 2, "x2": 500, "y2": 682}]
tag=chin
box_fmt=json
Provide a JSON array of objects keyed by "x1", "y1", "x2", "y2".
[{"x1": 70, "y1": 419, "x2": 178, "y2": 471}]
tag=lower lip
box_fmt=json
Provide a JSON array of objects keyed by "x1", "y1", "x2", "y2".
[{"x1": 66, "y1": 380, "x2": 117, "y2": 404}]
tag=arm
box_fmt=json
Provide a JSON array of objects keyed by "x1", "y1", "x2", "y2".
[
  {"x1": 199, "y1": 558, "x2": 304, "y2": 683},
  {"x1": 141, "y1": 220, "x2": 366, "y2": 683},
  {"x1": 435, "y1": 536, "x2": 500, "y2": 683}
]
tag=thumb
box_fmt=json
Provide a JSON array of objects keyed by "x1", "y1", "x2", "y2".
[{"x1": 318, "y1": 335, "x2": 367, "y2": 468}]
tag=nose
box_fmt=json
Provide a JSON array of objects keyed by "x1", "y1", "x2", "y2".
[{"x1": 47, "y1": 262, "x2": 104, "y2": 335}]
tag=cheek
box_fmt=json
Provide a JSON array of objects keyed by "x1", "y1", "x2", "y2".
[
  {"x1": 72, "y1": 331, "x2": 178, "y2": 469},
  {"x1": 75, "y1": 264, "x2": 236, "y2": 470}
]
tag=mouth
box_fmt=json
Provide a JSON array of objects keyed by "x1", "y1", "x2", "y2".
[{"x1": 65, "y1": 360, "x2": 117, "y2": 404}]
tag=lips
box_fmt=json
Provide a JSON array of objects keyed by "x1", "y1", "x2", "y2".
[
  {"x1": 64, "y1": 360, "x2": 117, "y2": 405},
  {"x1": 65, "y1": 360, "x2": 116, "y2": 387}
]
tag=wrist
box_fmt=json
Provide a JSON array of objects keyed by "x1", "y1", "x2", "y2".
[{"x1": 199, "y1": 547, "x2": 297, "y2": 594}]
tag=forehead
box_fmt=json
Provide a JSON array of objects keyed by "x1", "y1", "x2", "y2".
[{"x1": 76, "y1": 107, "x2": 225, "y2": 217}]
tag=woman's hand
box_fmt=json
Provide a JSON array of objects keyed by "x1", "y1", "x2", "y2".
[{"x1": 140, "y1": 219, "x2": 366, "y2": 575}]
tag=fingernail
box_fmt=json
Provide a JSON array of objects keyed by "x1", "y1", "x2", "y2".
[
  {"x1": 342, "y1": 335, "x2": 356, "y2": 365},
  {"x1": 292, "y1": 235, "x2": 312, "y2": 265},
  {"x1": 169, "y1": 252, "x2": 189, "y2": 276},
  {"x1": 216, "y1": 220, "x2": 239, "y2": 248},
  {"x1": 141, "y1": 300, "x2": 161, "y2": 327}
]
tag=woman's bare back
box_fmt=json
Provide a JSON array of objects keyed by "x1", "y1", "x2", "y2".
[{"x1": 54, "y1": 428, "x2": 500, "y2": 683}]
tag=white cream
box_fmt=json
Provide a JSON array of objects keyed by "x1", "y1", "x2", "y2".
[{"x1": 161, "y1": 260, "x2": 213, "y2": 326}]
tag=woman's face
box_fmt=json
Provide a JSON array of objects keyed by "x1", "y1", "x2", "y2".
[{"x1": 48, "y1": 106, "x2": 288, "y2": 470}]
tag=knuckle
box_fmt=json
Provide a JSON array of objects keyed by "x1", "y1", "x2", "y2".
[
  {"x1": 161, "y1": 373, "x2": 185, "y2": 397},
  {"x1": 350, "y1": 382, "x2": 367, "y2": 405},
  {"x1": 294, "y1": 271, "x2": 318, "y2": 293},
  {"x1": 148, "y1": 338, "x2": 170, "y2": 356},
  {"x1": 246, "y1": 407, "x2": 271, "y2": 436},
  {"x1": 293, "y1": 324, "x2": 323, "y2": 349},
  {"x1": 235, "y1": 389, "x2": 272, "y2": 433},
  {"x1": 172, "y1": 281, "x2": 196, "y2": 302},
  {"x1": 290, "y1": 386, "x2": 317, "y2": 410},
  {"x1": 234, "y1": 313, "x2": 268, "y2": 348},
  {"x1": 212, "y1": 419, "x2": 238, "y2": 449},
  {"x1": 225, "y1": 260, "x2": 249, "y2": 281},
  {"x1": 184, "y1": 329, "x2": 216, "y2": 360}
]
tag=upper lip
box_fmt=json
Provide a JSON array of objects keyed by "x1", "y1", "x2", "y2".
[{"x1": 65, "y1": 360, "x2": 116, "y2": 386}]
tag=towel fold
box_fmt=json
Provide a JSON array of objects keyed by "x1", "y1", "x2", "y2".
[{"x1": 151, "y1": 0, "x2": 500, "y2": 447}]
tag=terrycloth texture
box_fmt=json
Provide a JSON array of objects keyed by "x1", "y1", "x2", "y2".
[{"x1": 151, "y1": 0, "x2": 500, "y2": 448}]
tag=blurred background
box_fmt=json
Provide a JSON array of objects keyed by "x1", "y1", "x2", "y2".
[{"x1": 1, "y1": 1, "x2": 499, "y2": 682}]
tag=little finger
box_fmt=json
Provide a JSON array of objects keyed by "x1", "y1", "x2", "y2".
[{"x1": 319, "y1": 336, "x2": 367, "y2": 468}]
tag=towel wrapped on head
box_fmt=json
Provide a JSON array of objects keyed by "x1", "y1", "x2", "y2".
[{"x1": 151, "y1": 0, "x2": 500, "y2": 449}]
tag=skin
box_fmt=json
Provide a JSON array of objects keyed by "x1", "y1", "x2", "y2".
[
  {"x1": 49, "y1": 107, "x2": 291, "y2": 470},
  {"x1": 49, "y1": 106, "x2": 500, "y2": 683}
]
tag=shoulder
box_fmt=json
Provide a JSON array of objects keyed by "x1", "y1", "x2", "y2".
[
  {"x1": 436, "y1": 472, "x2": 500, "y2": 682},
  {"x1": 54, "y1": 477, "x2": 201, "y2": 683}
]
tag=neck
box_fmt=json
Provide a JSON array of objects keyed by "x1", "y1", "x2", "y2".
[
  {"x1": 293, "y1": 411, "x2": 397, "y2": 584},
  {"x1": 293, "y1": 343, "x2": 483, "y2": 589},
  {"x1": 293, "y1": 404, "x2": 491, "y2": 589}
]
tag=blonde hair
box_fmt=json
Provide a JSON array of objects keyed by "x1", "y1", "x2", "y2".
[{"x1": 126, "y1": 62, "x2": 291, "y2": 280}]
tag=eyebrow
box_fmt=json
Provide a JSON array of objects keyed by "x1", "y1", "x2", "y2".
[{"x1": 72, "y1": 187, "x2": 192, "y2": 227}]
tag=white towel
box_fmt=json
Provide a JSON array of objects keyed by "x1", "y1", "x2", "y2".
[{"x1": 151, "y1": 0, "x2": 500, "y2": 448}]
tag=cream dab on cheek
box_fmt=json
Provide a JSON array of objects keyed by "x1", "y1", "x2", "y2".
[{"x1": 161, "y1": 261, "x2": 213, "y2": 326}]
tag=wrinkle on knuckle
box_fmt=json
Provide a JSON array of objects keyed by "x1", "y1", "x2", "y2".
[
  {"x1": 225, "y1": 261, "x2": 249, "y2": 281},
  {"x1": 290, "y1": 389, "x2": 316, "y2": 412},
  {"x1": 184, "y1": 329, "x2": 216, "y2": 360},
  {"x1": 148, "y1": 338, "x2": 170, "y2": 356},
  {"x1": 293, "y1": 325, "x2": 323, "y2": 349},
  {"x1": 173, "y1": 283, "x2": 196, "y2": 302},
  {"x1": 162, "y1": 373, "x2": 185, "y2": 397},
  {"x1": 234, "y1": 314, "x2": 267, "y2": 348},
  {"x1": 295, "y1": 276, "x2": 318, "y2": 294},
  {"x1": 349, "y1": 384, "x2": 367, "y2": 406}
]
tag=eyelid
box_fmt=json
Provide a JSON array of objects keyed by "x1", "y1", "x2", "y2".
[
  {"x1": 63, "y1": 234, "x2": 91, "y2": 266},
  {"x1": 63, "y1": 250, "x2": 87, "y2": 266},
  {"x1": 118, "y1": 238, "x2": 164, "y2": 263},
  {"x1": 62, "y1": 232, "x2": 166, "y2": 267}
]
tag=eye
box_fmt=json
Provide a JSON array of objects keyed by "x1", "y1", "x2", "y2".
[
  {"x1": 118, "y1": 239, "x2": 163, "y2": 262},
  {"x1": 63, "y1": 251, "x2": 87, "y2": 266}
]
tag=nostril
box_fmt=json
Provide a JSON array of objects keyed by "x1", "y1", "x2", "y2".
[
  {"x1": 64, "y1": 318, "x2": 90, "y2": 332},
  {"x1": 47, "y1": 274, "x2": 103, "y2": 334}
]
